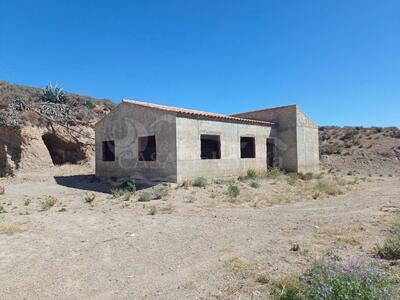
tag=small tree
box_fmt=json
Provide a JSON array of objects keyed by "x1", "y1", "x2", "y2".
[{"x1": 42, "y1": 83, "x2": 67, "y2": 104}]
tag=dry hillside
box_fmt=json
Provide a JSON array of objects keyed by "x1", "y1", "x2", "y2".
[
  {"x1": 1, "y1": 81, "x2": 399, "y2": 177},
  {"x1": 0, "y1": 81, "x2": 115, "y2": 176}
]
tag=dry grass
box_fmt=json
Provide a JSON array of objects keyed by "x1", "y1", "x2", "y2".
[
  {"x1": 39, "y1": 196, "x2": 58, "y2": 211},
  {"x1": 0, "y1": 220, "x2": 29, "y2": 235}
]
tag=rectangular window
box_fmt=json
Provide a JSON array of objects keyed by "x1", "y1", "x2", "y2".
[
  {"x1": 240, "y1": 137, "x2": 256, "y2": 158},
  {"x1": 201, "y1": 135, "x2": 221, "y2": 159},
  {"x1": 138, "y1": 135, "x2": 156, "y2": 161},
  {"x1": 102, "y1": 140, "x2": 115, "y2": 161}
]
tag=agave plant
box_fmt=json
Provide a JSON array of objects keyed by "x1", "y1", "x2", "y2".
[{"x1": 41, "y1": 83, "x2": 67, "y2": 104}]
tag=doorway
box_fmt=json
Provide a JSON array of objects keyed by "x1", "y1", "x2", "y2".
[{"x1": 267, "y1": 138, "x2": 276, "y2": 169}]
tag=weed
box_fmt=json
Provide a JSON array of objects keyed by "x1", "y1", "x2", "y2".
[
  {"x1": 266, "y1": 167, "x2": 283, "y2": 179},
  {"x1": 83, "y1": 193, "x2": 95, "y2": 203},
  {"x1": 213, "y1": 177, "x2": 225, "y2": 184},
  {"x1": 111, "y1": 188, "x2": 125, "y2": 198},
  {"x1": 24, "y1": 198, "x2": 31, "y2": 206},
  {"x1": 0, "y1": 186, "x2": 4, "y2": 195},
  {"x1": 58, "y1": 207, "x2": 67, "y2": 212},
  {"x1": 247, "y1": 168, "x2": 258, "y2": 179},
  {"x1": 40, "y1": 196, "x2": 57, "y2": 211},
  {"x1": 0, "y1": 222, "x2": 26, "y2": 235},
  {"x1": 138, "y1": 192, "x2": 151, "y2": 202},
  {"x1": 270, "y1": 275, "x2": 304, "y2": 300},
  {"x1": 118, "y1": 178, "x2": 136, "y2": 193},
  {"x1": 148, "y1": 206, "x2": 157, "y2": 215},
  {"x1": 228, "y1": 184, "x2": 240, "y2": 198},
  {"x1": 375, "y1": 222, "x2": 400, "y2": 260},
  {"x1": 256, "y1": 274, "x2": 269, "y2": 284},
  {"x1": 316, "y1": 179, "x2": 343, "y2": 196},
  {"x1": 154, "y1": 187, "x2": 168, "y2": 199},
  {"x1": 290, "y1": 243, "x2": 300, "y2": 252},
  {"x1": 312, "y1": 192, "x2": 320, "y2": 200},
  {"x1": 0, "y1": 205, "x2": 6, "y2": 214},
  {"x1": 299, "y1": 172, "x2": 313, "y2": 181},
  {"x1": 250, "y1": 180, "x2": 260, "y2": 188},
  {"x1": 193, "y1": 176, "x2": 207, "y2": 187},
  {"x1": 287, "y1": 173, "x2": 299, "y2": 186}
]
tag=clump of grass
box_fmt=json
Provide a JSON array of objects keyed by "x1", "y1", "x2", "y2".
[
  {"x1": 266, "y1": 167, "x2": 283, "y2": 179},
  {"x1": 148, "y1": 206, "x2": 157, "y2": 215},
  {"x1": 193, "y1": 176, "x2": 207, "y2": 187},
  {"x1": 213, "y1": 177, "x2": 225, "y2": 184},
  {"x1": 315, "y1": 178, "x2": 343, "y2": 196},
  {"x1": 83, "y1": 193, "x2": 95, "y2": 203},
  {"x1": 138, "y1": 192, "x2": 151, "y2": 202},
  {"x1": 290, "y1": 243, "x2": 300, "y2": 252},
  {"x1": 0, "y1": 222, "x2": 26, "y2": 235},
  {"x1": 40, "y1": 196, "x2": 57, "y2": 211},
  {"x1": 287, "y1": 172, "x2": 299, "y2": 186},
  {"x1": 0, "y1": 205, "x2": 7, "y2": 214},
  {"x1": 0, "y1": 186, "x2": 4, "y2": 195},
  {"x1": 118, "y1": 178, "x2": 136, "y2": 193},
  {"x1": 247, "y1": 168, "x2": 258, "y2": 179},
  {"x1": 375, "y1": 222, "x2": 400, "y2": 260},
  {"x1": 270, "y1": 275, "x2": 304, "y2": 299},
  {"x1": 256, "y1": 274, "x2": 269, "y2": 284},
  {"x1": 250, "y1": 180, "x2": 260, "y2": 188},
  {"x1": 298, "y1": 172, "x2": 313, "y2": 181},
  {"x1": 228, "y1": 184, "x2": 240, "y2": 198},
  {"x1": 154, "y1": 187, "x2": 168, "y2": 199}
]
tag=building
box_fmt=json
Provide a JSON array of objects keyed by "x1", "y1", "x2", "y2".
[{"x1": 95, "y1": 99, "x2": 319, "y2": 183}]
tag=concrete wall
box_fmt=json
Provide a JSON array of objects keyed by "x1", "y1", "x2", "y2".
[
  {"x1": 95, "y1": 103, "x2": 178, "y2": 182},
  {"x1": 296, "y1": 108, "x2": 319, "y2": 172},
  {"x1": 176, "y1": 117, "x2": 271, "y2": 182},
  {"x1": 233, "y1": 105, "x2": 319, "y2": 173}
]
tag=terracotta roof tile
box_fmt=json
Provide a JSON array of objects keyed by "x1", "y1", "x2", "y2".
[{"x1": 122, "y1": 99, "x2": 274, "y2": 126}]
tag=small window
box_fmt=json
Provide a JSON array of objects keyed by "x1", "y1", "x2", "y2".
[
  {"x1": 201, "y1": 135, "x2": 221, "y2": 159},
  {"x1": 240, "y1": 137, "x2": 255, "y2": 158},
  {"x1": 102, "y1": 140, "x2": 115, "y2": 161},
  {"x1": 138, "y1": 135, "x2": 156, "y2": 161}
]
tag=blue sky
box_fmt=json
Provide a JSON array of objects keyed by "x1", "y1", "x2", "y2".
[{"x1": 0, "y1": 1, "x2": 399, "y2": 126}]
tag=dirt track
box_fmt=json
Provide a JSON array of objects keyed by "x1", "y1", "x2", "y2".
[{"x1": 0, "y1": 168, "x2": 399, "y2": 299}]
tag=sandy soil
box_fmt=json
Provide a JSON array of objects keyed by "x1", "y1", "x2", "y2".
[{"x1": 0, "y1": 167, "x2": 400, "y2": 299}]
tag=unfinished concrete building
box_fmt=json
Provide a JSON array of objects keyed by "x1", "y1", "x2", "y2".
[{"x1": 95, "y1": 100, "x2": 319, "y2": 183}]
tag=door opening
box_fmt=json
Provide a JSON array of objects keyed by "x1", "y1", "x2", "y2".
[{"x1": 267, "y1": 138, "x2": 276, "y2": 169}]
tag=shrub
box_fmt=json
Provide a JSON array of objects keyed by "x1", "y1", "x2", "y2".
[
  {"x1": 375, "y1": 239, "x2": 400, "y2": 260},
  {"x1": 41, "y1": 83, "x2": 67, "y2": 104},
  {"x1": 0, "y1": 205, "x2": 6, "y2": 214},
  {"x1": 213, "y1": 177, "x2": 225, "y2": 184},
  {"x1": 316, "y1": 179, "x2": 342, "y2": 196},
  {"x1": 228, "y1": 185, "x2": 240, "y2": 198},
  {"x1": 121, "y1": 192, "x2": 132, "y2": 201},
  {"x1": 148, "y1": 206, "x2": 157, "y2": 215},
  {"x1": 118, "y1": 178, "x2": 136, "y2": 193},
  {"x1": 0, "y1": 186, "x2": 4, "y2": 195},
  {"x1": 138, "y1": 192, "x2": 151, "y2": 202},
  {"x1": 303, "y1": 258, "x2": 395, "y2": 299},
  {"x1": 40, "y1": 196, "x2": 57, "y2": 211},
  {"x1": 290, "y1": 243, "x2": 300, "y2": 252},
  {"x1": 266, "y1": 167, "x2": 283, "y2": 179},
  {"x1": 193, "y1": 176, "x2": 207, "y2": 187},
  {"x1": 299, "y1": 172, "x2": 313, "y2": 181},
  {"x1": 270, "y1": 276, "x2": 304, "y2": 300},
  {"x1": 247, "y1": 168, "x2": 258, "y2": 179},
  {"x1": 250, "y1": 180, "x2": 260, "y2": 188},
  {"x1": 154, "y1": 188, "x2": 168, "y2": 199},
  {"x1": 83, "y1": 193, "x2": 95, "y2": 203}
]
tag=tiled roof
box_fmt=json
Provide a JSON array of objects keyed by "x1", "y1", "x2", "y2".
[{"x1": 122, "y1": 99, "x2": 274, "y2": 126}]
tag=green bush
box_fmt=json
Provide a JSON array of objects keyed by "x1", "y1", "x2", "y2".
[
  {"x1": 83, "y1": 193, "x2": 95, "y2": 203},
  {"x1": 303, "y1": 259, "x2": 395, "y2": 299},
  {"x1": 41, "y1": 83, "x2": 67, "y2": 104},
  {"x1": 138, "y1": 192, "x2": 151, "y2": 202},
  {"x1": 247, "y1": 168, "x2": 258, "y2": 179},
  {"x1": 118, "y1": 178, "x2": 136, "y2": 193},
  {"x1": 266, "y1": 167, "x2": 283, "y2": 179},
  {"x1": 193, "y1": 176, "x2": 207, "y2": 187},
  {"x1": 148, "y1": 206, "x2": 157, "y2": 215},
  {"x1": 228, "y1": 184, "x2": 240, "y2": 198},
  {"x1": 154, "y1": 188, "x2": 168, "y2": 199},
  {"x1": 250, "y1": 180, "x2": 260, "y2": 188}
]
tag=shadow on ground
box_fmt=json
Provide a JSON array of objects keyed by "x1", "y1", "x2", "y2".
[{"x1": 54, "y1": 175, "x2": 158, "y2": 194}]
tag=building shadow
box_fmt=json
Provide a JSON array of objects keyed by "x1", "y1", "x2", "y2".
[{"x1": 54, "y1": 175, "x2": 160, "y2": 194}]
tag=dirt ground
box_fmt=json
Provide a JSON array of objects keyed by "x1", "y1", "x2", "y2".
[{"x1": 0, "y1": 166, "x2": 400, "y2": 299}]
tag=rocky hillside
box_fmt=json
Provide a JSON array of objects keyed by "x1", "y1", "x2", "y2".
[
  {"x1": 0, "y1": 81, "x2": 116, "y2": 176},
  {"x1": 320, "y1": 126, "x2": 400, "y2": 176}
]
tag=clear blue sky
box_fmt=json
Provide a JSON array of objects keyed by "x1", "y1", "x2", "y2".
[{"x1": 1, "y1": 1, "x2": 399, "y2": 126}]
